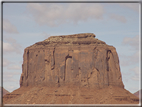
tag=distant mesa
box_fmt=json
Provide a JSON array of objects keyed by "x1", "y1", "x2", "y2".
[
  {"x1": 0, "y1": 87, "x2": 9, "y2": 105},
  {"x1": 134, "y1": 89, "x2": 141, "y2": 99},
  {"x1": 3, "y1": 33, "x2": 139, "y2": 104},
  {"x1": 0, "y1": 87, "x2": 9, "y2": 96}
]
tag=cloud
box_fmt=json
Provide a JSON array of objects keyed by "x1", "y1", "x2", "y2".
[
  {"x1": 130, "y1": 66, "x2": 140, "y2": 81},
  {"x1": 119, "y1": 35, "x2": 140, "y2": 67},
  {"x1": 110, "y1": 14, "x2": 127, "y2": 23},
  {"x1": 3, "y1": 58, "x2": 11, "y2": 67},
  {"x1": 3, "y1": 71, "x2": 21, "y2": 76},
  {"x1": 3, "y1": 70, "x2": 21, "y2": 92},
  {"x1": 3, "y1": 42, "x2": 22, "y2": 54},
  {"x1": 8, "y1": 65, "x2": 21, "y2": 70},
  {"x1": 121, "y1": 71, "x2": 132, "y2": 82},
  {"x1": 118, "y1": 3, "x2": 139, "y2": 12},
  {"x1": 3, "y1": 42, "x2": 15, "y2": 53},
  {"x1": 27, "y1": 3, "x2": 104, "y2": 26},
  {"x1": 120, "y1": 51, "x2": 140, "y2": 67},
  {"x1": 42, "y1": 32, "x2": 51, "y2": 39},
  {"x1": 3, "y1": 37, "x2": 22, "y2": 54},
  {"x1": 122, "y1": 35, "x2": 139, "y2": 50},
  {"x1": 3, "y1": 71, "x2": 21, "y2": 82},
  {"x1": 3, "y1": 19, "x2": 19, "y2": 33}
]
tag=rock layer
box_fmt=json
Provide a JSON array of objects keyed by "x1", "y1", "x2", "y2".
[{"x1": 20, "y1": 33, "x2": 124, "y2": 89}]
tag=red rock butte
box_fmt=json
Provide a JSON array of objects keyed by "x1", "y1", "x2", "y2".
[
  {"x1": 20, "y1": 33, "x2": 124, "y2": 88},
  {"x1": 3, "y1": 33, "x2": 139, "y2": 104}
]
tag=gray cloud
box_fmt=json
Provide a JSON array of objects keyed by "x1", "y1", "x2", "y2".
[
  {"x1": 8, "y1": 65, "x2": 21, "y2": 70},
  {"x1": 130, "y1": 66, "x2": 140, "y2": 81},
  {"x1": 3, "y1": 42, "x2": 15, "y2": 53},
  {"x1": 3, "y1": 71, "x2": 21, "y2": 83},
  {"x1": 3, "y1": 19, "x2": 19, "y2": 33},
  {"x1": 27, "y1": 3, "x2": 104, "y2": 26},
  {"x1": 120, "y1": 51, "x2": 139, "y2": 67},
  {"x1": 3, "y1": 37, "x2": 22, "y2": 54},
  {"x1": 118, "y1": 3, "x2": 139, "y2": 12},
  {"x1": 122, "y1": 35, "x2": 139, "y2": 50},
  {"x1": 120, "y1": 35, "x2": 140, "y2": 67},
  {"x1": 3, "y1": 58, "x2": 11, "y2": 67},
  {"x1": 110, "y1": 14, "x2": 127, "y2": 23},
  {"x1": 41, "y1": 32, "x2": 51, "y2": 39},
  {"x1": 3, "y1": 70, "x2": 21, "y2": 92}
]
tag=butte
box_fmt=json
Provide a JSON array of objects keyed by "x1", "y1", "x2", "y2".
[{"x1": 3, "y1": 33, "x2": 139, "y2": 104}]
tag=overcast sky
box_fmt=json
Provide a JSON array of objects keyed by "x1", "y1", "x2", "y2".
[{"x1": 1, "y1": 1, "x2": 141, "y2": 94}]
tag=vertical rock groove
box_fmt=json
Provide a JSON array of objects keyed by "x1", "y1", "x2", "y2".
[
  {"x1": 106, "y1": 50, "x2": 111, "y2": 86},
  {"x1": 26, "y1": 50, "x2": 29, "y2": 79},
  {"x1": 51, "y1": 48, "x2": 55, "y2": 70},
  {"x1": 64, "y1": 55, "x2": 72, "y2": 81}
]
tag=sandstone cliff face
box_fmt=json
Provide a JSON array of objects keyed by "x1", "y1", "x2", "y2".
[{"x1": 20, "y1": 33, "x2": 124, "y2": 89}]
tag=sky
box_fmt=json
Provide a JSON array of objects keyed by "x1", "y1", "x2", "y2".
[{"x1": 1, "y1": 1, "x2": 141, "y2": 94}]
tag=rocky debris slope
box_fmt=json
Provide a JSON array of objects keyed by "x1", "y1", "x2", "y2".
[
  {"x1": 3, "y1": 33, "x2": 139, "y2": 104},
  {"x1": 3, "y1": 86, "x2": 139, "y2": 104}
]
